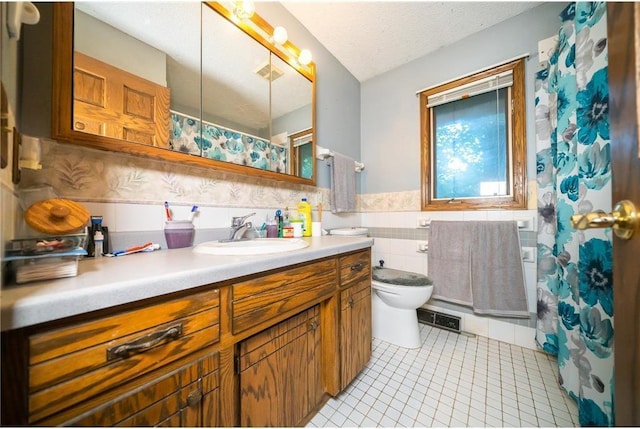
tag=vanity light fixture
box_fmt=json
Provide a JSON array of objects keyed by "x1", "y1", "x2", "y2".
[
  {"x1": 298, "y1": 49, "x2": 312, "y2": 66},
  {"x1": 233, "y1": 0, "x2": 255, "y2": 19},
  {"x1": 272, "y1": 26, "x2": 288, "y2": 45}
]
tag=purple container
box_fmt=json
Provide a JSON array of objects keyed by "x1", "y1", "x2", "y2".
[{"x1": 164, "y1": 220, "x2": 194, "y2": 249}]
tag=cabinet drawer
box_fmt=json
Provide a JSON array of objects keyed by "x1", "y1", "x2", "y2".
[
  {"x1": 339, "y1": 249, "x2": 371, "y2": 287},
  {"x1": 28, "y1": 289, "x2": 220, "y2": 423},
  {"x1": 41, "y1": 351, "x2": 219, "y2": 427},
  {"x1": 232, "y1": 259, "x2": 336, "y2": 335}
]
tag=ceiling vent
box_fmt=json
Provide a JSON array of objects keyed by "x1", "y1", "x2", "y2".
[{"x1": 255, "y1": 62, "x2": 284, "y2": 82}]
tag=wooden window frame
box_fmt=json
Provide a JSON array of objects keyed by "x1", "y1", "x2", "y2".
[{"x1": 419, "y1": 58, "x2": 527, "y2": 211}]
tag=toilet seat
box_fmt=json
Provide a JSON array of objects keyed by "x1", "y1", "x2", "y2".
[{"x1": 372, "y1": 266, "x2": 432, "y2": 286}]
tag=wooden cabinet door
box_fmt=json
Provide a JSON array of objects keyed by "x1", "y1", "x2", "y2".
[
  {"x1": 73, "y1": 52, "x2": 171, "y2": 148},
  {"x1": 238, "y1": 306, "x2": 322, "y2": 427},
  {"x1": 340, "y1": 277, "x2": 372, "y2": 390}
]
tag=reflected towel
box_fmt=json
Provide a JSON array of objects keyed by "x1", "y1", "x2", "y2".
[
  {"x1": 428, "y1": 221, "x2": 474, "y2": 306},
  {"x1": 470, "y1": 221, "x2": 528, "y2": 317},
  {"x1": 328, "y1": 152, "x2": 356, "y2": 213}
]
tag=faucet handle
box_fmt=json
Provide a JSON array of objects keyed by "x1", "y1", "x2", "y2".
[{"x1": 231, "y1": 212, "x2": 256, "y2": 227}]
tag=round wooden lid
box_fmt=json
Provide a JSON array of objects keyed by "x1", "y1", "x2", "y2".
[{"x1": 24, "y1": 198, "x2": 90, "y2": 235}]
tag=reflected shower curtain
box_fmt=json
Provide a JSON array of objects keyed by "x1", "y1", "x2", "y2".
[{"x1": 535, "y1": 2, "x2": 614, "y2": 426}]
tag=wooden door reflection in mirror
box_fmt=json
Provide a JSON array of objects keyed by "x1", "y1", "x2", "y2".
[{"x1": 52, "y1": 2, "x2": 316, "y2": 185}]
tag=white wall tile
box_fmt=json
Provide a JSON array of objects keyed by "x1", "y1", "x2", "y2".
[
  {"x1": 83, "y1": 202, "x2": 117, "y2": 231},
  {"x1": 115, "y1": 203, "x2": 164, "y2": 232},
  {"x1": 426, "y1": 211, "x2": 464, "y2": 221},
  {"x1": 524, "y1": 264, "x2": 537, "y2": 314},
  {"x1": 485, "y1": 211, "x2": 515, "y2": 221},
  {"x1": 462, "y1": 211, "x2": 489, "y2": 221},
  {"x1": 360, "y1": 212, "x2": 375, "y2": 227},
  {"x1": 405, "y1": 254, "x2": 427, "y2": 275},
  {"x1": 488, "y1": 319, "x2": 515, "y2": 344},
  {"x1": 514, "y1": 325, "x2": 538, "y2": 351},
  {"x1": 463, "y1": 314, "x2": 489, "y2": 337},
  {"x1": 195, "y1": 206, "x2": 231, "y2": 229},
  {"x1": 385, "y1": 212, "x2": 405, "y2": 228}
]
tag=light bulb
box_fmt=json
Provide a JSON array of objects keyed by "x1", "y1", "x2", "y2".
[
  {"x1": 273, "y1": 26, "x2": 288, "y2": 45},
  {"x1": 298, "y1": 49, "x2": 312, "y2": 66},
  {"x1": 234, "y1": 1, "x2": 255, "y2": 19}
]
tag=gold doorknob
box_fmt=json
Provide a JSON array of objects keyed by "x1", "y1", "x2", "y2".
[{"x1": 570, "y1": 200, "x2": 638, "y2": 240}]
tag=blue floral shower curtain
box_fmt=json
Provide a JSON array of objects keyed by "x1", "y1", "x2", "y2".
[{"x1": 535, "y1": 2, "x2": 614, "y2": 426}]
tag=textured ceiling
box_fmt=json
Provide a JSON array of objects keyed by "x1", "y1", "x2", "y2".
[{"x1": 282, "y1": 2, "x2": 542, "y2": 82}]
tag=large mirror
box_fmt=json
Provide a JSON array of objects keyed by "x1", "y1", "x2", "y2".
[{"x1": 52, "y1": 2, "x2": 316, "y2": 185}]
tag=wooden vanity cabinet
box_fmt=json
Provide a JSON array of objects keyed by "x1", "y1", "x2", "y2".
[
  {"x1": 338, "y1": 249, "x2": 372, "y2": 390},
  {"x1": 1, "y1": 248, "x2": 373, "y2": 427}
]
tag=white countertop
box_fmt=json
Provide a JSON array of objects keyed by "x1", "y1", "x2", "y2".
[{"x1": 1, "y1": 236, "x2": 373, "y2": 331}]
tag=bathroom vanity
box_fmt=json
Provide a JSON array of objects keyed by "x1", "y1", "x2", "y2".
[{"x1": 0, "y1": 236, "x2": 373, "y2": 426}]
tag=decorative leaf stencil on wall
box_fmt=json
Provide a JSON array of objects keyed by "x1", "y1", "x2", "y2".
[
  {"x1": 108, "y1": 169, "x2": 147, "y2": 195},
  {"x1": 162, "y1": 172, "x2": 188, "y2": 197},
  {"x1": 197, "y1": 178, "x2": 219, "y2": 195},
  {"x1": 228, "y1": 183, "x2": 242, "y2": 201},
  {"x1": 55, "y1": 158, "x2": 94, "y2": 190}
]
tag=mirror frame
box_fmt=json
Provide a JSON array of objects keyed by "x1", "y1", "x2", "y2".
[{"x1": 51, "y1": 2, "x2": 317, "y2": 185}]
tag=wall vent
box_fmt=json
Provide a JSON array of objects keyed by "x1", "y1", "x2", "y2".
[
  {"x1": 417, "y1": 308, "x2": 461, "y2": 333},
  {"x1": 255, "y1": 62, "x2": 284, "y2": 82}
]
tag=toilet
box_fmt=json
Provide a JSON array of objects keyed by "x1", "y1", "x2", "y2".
[
  {"x1": 372, "y1": 266, "x2": 433, "y2": 349},
  {"x1": 330, "y1": 227, "x2": 434, "y2": 349}
]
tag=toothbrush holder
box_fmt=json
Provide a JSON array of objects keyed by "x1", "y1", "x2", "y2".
[{"x1": 164, "y1": 220, "x2": 195, "y2": 249}]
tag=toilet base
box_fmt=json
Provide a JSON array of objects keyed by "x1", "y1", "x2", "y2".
[{"x1": 372, "y1": 293, "x2": 422, "y2": 349}]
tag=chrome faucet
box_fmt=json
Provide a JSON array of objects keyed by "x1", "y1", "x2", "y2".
[{"x1": 228, "y1": 212, "x2": 256, "y2": 241}]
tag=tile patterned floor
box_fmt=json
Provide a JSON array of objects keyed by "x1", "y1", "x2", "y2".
[{"x1": 308, "y1": 324, "x2": 579, "y2": 427}]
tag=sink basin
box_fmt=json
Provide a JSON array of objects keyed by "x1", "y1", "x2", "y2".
[{"x1": 193, "y1": 238, "x2": 309, "y2": 256}]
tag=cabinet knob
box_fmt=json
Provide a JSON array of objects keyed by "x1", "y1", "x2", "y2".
[
  {"x1": 309, "y1": 320, "x2": 319, "y2": 330},
  {"x1": 348, "y1": 297, "x2": 355, "y2": 307},
  {"x1": 187, "y1": 388, "x2": 203, "y2": 408}
]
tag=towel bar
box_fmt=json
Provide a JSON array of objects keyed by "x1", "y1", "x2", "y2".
[{"x1": 316, "y1": 146, "x2": 364, "y2": 172}]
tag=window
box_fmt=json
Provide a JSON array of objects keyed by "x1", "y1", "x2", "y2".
[
  {"x1": 419, "y1": 58, "x2": 527, "y2": 210},
  {"x1": 289, "y1": 129, "x2": 313, "y2": 179}
]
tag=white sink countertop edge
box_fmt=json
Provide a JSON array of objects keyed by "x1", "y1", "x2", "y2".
[{"x1": 1, "y1": 236, "x2": 373, "y2": 331}]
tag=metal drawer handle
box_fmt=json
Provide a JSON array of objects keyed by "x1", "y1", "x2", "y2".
[
  {"x1": 350, "y1": 262, "x2": 364, "y2": 272},
  {"x1": 107, "y1": 324, "x2": 183, "y2": 361}
]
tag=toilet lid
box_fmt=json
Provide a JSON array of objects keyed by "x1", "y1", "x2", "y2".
[
  {"x1": 330, "y1": 227, "x2": 369, "y2": 236},
  {"x1": 372, "y1": 266, "x2": 433, "y2": 287}
]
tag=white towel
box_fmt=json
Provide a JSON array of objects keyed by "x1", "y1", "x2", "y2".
[{"x1": 328, "y1": 152, "x2": 356, "y2": 213}]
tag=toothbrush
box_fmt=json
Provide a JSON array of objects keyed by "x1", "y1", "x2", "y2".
[
  {"x1": 107, "y1": 242, "x2": 160, "y2": 257},
  {"x1": 188, "y1": 205, "x2": 198, "y2": 222},
  {"x1": 164, "y1": 201, "x2": 172, "y2": 221}
]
